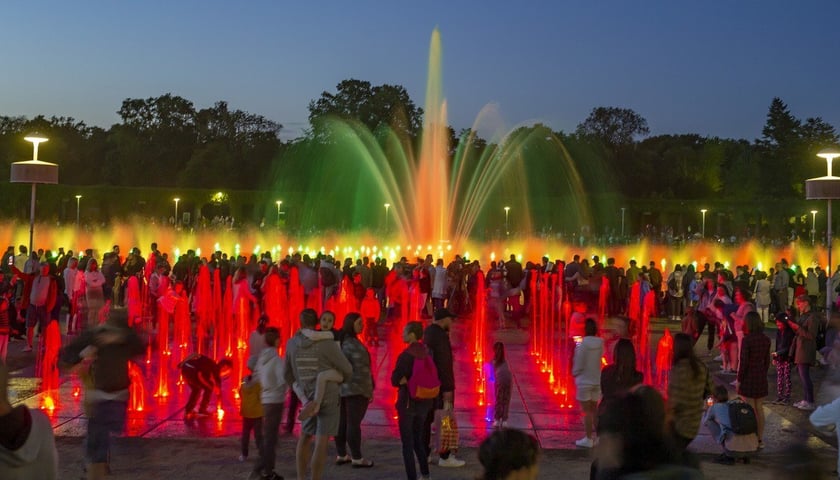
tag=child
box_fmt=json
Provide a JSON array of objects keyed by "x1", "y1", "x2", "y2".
[
  {"x1": 715, "y1": 299, "x2": 738, "y2": 374},
  {"x1": 295, "y1": 311, "x2": 343, "y2": 420},
  {"x1": 360, "y1": 288, "x2": 381, "y2": 346},
  {"x1": 771, "y1": 312, "x2": 795, "y2": 405},
  {"x1": 492, "y1": 342, "x2": 512, "y2": 428},
  {"x1": 238, "y1": 372, "x2": 263, "y2": 462}
]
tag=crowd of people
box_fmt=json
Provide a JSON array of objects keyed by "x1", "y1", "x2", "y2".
[{"x1": 0, "y1": 240, "x2": 838, "y2": 479}]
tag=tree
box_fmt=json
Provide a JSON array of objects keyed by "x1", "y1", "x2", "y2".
[
  {"x1": 307, "y1": 79, "x2": 423, "y2": 142},
  {"x1": 575, "y1": 107, "x2": 650, "y2": 147}
]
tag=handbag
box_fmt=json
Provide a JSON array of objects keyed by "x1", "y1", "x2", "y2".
[{"x1": 439, "y1": 414, "x2": 460, "y2": 452}]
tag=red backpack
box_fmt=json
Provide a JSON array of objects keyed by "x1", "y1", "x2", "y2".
[{"x1": 407, "y1": 348, "x2": 441, "y2": 400}]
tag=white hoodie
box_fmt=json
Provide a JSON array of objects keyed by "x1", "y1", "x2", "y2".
[
  {"x1": 0, "y1": 407, "x2": 58, "y2": 480},
  {"x1": 572, "y1": 336, "x2": 604, "y2": 387},
  {"x1": 256, "y1": 347, "x2": 287, "y2": 404}
]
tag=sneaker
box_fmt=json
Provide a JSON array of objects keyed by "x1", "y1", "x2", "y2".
[
  {"x1": 795, "y1": 401, "x2": 816, "y2": 411},
  {"x1": 713, "y1": 355, "x2": 723, "y2": 362},
  {"x1": 22, "y1": 346, "x2": 32, "y2": 352},
  {"x1": 575, "y1": 436, "x2": 595, "y2": 448},
  {"x1": 438, "y1": 456, "x2": 466, "y2": 468},
  {"x1": 757, "y1": 440, "x2": 765, "y2": 450},
  {"x1": 335, "y1": 455, "x2": 352, "y2": 465}
]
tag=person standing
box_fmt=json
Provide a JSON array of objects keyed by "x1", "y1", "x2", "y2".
[
  {"x1": 391, "y1": 321, "x2": 436, "y2": 480},
  {"x1": 423, "y1": 308, "x2": 466, "y2": 467},
  {"x1": 667, "y1": 333, "x2": 713, "y2": 453},
  {"x1": 60, "y1": 316, "x2": 144, "y2": 480},
  {"x1": 572, "y1": 318, "x2": 604, "y2": 448},
  {"x1": 284, "y1": 308, "x2": 352, "y2": 480},
  {"x1": 334, "y1": 313, "x2": 375, "y2": 468},
  {"x1": 736, "y1": 312, "x2": 771, "y2": 448},
  {"x1": 791, "y1": 295, "x2": 819, "y2": 410},
  {"x1": 84, "y1": 260, "x2": 106, "y2": 328},
  {"x1": 254, "y1": 327, "x2": 286, "y2": 480}
]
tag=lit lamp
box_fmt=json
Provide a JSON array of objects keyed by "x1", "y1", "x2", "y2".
[
  {"x1": 173, "y1": 198, "x2": 180, "y2": 228},
  {"x1": 700, "y1": 209, "x2": 708, "y2": 239},
  {"x1": 811, "y1": 210, "x2": 818, "y2": 246},
  {"x1": 504, "y1": 206, "x2": 510, "y2": 236},
  {"x1": 75, "y1": 195, "x2": 82, "y2": 227},
  {"x1": 11, "y1": 134, "x2": 58, "y2": 255},
  {"x1": 806, "y1": 146, "x2": 840, "y2": 314}
]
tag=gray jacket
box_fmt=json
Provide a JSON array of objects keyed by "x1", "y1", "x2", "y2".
[
  {"x1": 284, "y1": 330, "x2": 353, "y2": 402},
  {"x1": 340, "y1": 337, "x2": 374, "y2": 399}
]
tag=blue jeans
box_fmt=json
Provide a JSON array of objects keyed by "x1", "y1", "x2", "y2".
[
  {"x1": 398, "y1": 399, "x2": 433, "y2": 480},
  {"x1": 86, "y1": 400, "x2": 127, "y2": 463}
]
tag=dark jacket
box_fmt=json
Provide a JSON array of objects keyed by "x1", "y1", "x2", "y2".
[
  {"x1": 60, "y1": 324, "x2": 144, "y2": 393},
  {"x1": 775, "y1": 327, "x2": 795, "y2": 362},
  {"x1": 340, "y1": 336, "x2": 374, "y2": 399},
  {"x1": 180, "y1": 354, "x2": 222, "y2": 388},
  {"x1": 423, "y1": 323, "x2": 455, "y2": 393},
  {"x1": 391, "y1": 341, "x2": 434, "y2": 409}
]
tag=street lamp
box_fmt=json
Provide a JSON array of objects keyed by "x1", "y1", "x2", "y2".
[
  {"x1": 276, "y1": 200, "x2": 282, "y2": 227},
  {"x1": 620, "y1": 207, "x2": 626, "y2": 237},
  {"x1": 173, "y1": 198, "x2": 180, "y2": 227},
  {"x1": 11, "y1": 134, "x2": 58, "y2": 256},
  {"x1": 811, "y1": 210, "x2": 818, "y2": 246},
  {"x1": 75, "y1": 195, "x2": 82, "y2": 227},
  {"x1": 807, "y1": 147, "x2": 840, "y2": 313},
  {"x1": 384, "y1": 203, "x2": 391, "y2": 233},
  {"x1": 504, "y1": 206, "x2": 510, "y2": 236},
  {"x1": 700, "y1": 209, "x2": 708, "y2": 239}
]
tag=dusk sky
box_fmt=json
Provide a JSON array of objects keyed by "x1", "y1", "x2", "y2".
[{"x1": 2, "y1": 1, "x2": 839, "y2": 142}]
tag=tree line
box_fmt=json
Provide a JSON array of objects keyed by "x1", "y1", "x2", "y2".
[{"x1": 1, "y1": 80, "x2": 837, "y2": 205}]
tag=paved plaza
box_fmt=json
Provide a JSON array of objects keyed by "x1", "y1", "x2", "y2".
[{"x1": 6, "y1": 315, "x2": 840, "y2": 479}]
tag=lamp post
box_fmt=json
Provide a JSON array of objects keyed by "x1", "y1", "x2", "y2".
[
  {"x1": 504, "y1": 206, "x2": 510, "y2": 236},
  {"x1": 173, "y1": 198, "x2": 180, "y2": 227},
  {"x1": 75, "y1": 195, "x2": 82, "y2": 227},
  {"x1": 11, "y1": 134, "x2": 58, "y2": 256},
  {"x1": 812, "y1": 210, "x2": 818, "y2": 246},
  {"x1": 276, "y1": 200, "x2": 282, "y2": 227},
  {"x1": 620, "y1": 207, "x2": 626, "y2": 237},
  {"x1": 384, "y1": 203, "x2": 391, "y2": 233},
  {"x1": 807, "y1": 147, "x2": 840, "y2": 314},
  {"x1": 700, "y1": 209, "x2": 708, "y2": 239}
]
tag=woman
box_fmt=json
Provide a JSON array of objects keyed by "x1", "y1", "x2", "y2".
[
  {"x1": 84, "y1": 259, "x2": 106, "y2": 328},
  {"x1": 600, "y1": 338, "x2": 643, "y2": 408},
  {"x1": 736, "y1": 312, "x2": 771, "y2": 448},
  {"x1": 791, "y1": 295, "x2": 819, "y2": 410},
  {"x1": 572, "y1": 318, "x2": 604, "y2": 449},
  {"x1": 730, "y1": 288, "x2": 756, "y2": 372},
  {"x1": 754, "y1": 271, "x2": 772, "y2": 323},
  {"x1": 477, "y1": 428, "x2": 540, "y2": 480},
  {"x1": 335, "y1": 312, "x2": 375, "y2": 468},
  {"x1": 667, "y1": 333, "x2": 713, "y2": 452}
]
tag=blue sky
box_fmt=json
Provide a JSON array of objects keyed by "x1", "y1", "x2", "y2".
[{"x1": 1, "y1": 1, "x2": 839, "y2": 141}]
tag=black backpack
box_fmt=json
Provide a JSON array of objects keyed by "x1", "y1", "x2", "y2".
[{"x1": 728, "y1": 399, "x2": 758, "y2": 435}]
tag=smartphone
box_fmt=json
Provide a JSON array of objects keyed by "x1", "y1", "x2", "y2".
[{"x1": 7, "y1": 257, "x2": 12, "y2": 266}]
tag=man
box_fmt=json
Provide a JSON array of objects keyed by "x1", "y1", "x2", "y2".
[
  {"x1": 12, "y1": 246, "x2": 28, "y2": 274},
  {"x1": 284, "y1": 308, "x2": 352, "y2": 480},
  {"x1": 253, "y1": 327, "x2": 286, "y2": 480},
  {"x1": 62, "y1": 257, "x2": 83, "y2": 335},
  {"x1": 60, "y1": 315, "x2": 144, "y2": 479},
  {"x1": 423, "y1": 308, "x2": 466, "y2": 467},
  {"x1": 14, "y1": 261, "x2": 56, "y2": 352},
  {"x1": 0, "y1": 360, "x2": 57, "y2": 479},
  {"x1": 179, "y1": 354, "x2": 232, "y2": 419},
  {"x1": 773, "y1": 262, "x2": 790, "y2": 314},
  {"x1": 625, "y1": 259, "x2": 641, "y2": 286}
]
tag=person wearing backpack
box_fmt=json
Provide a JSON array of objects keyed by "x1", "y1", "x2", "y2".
[
  {"x1": 703, "y1": 386, "x2": 758, "y2": 465},
  {"x1": 391, "y1": 321, "x2": 439, "y2": 480}
]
